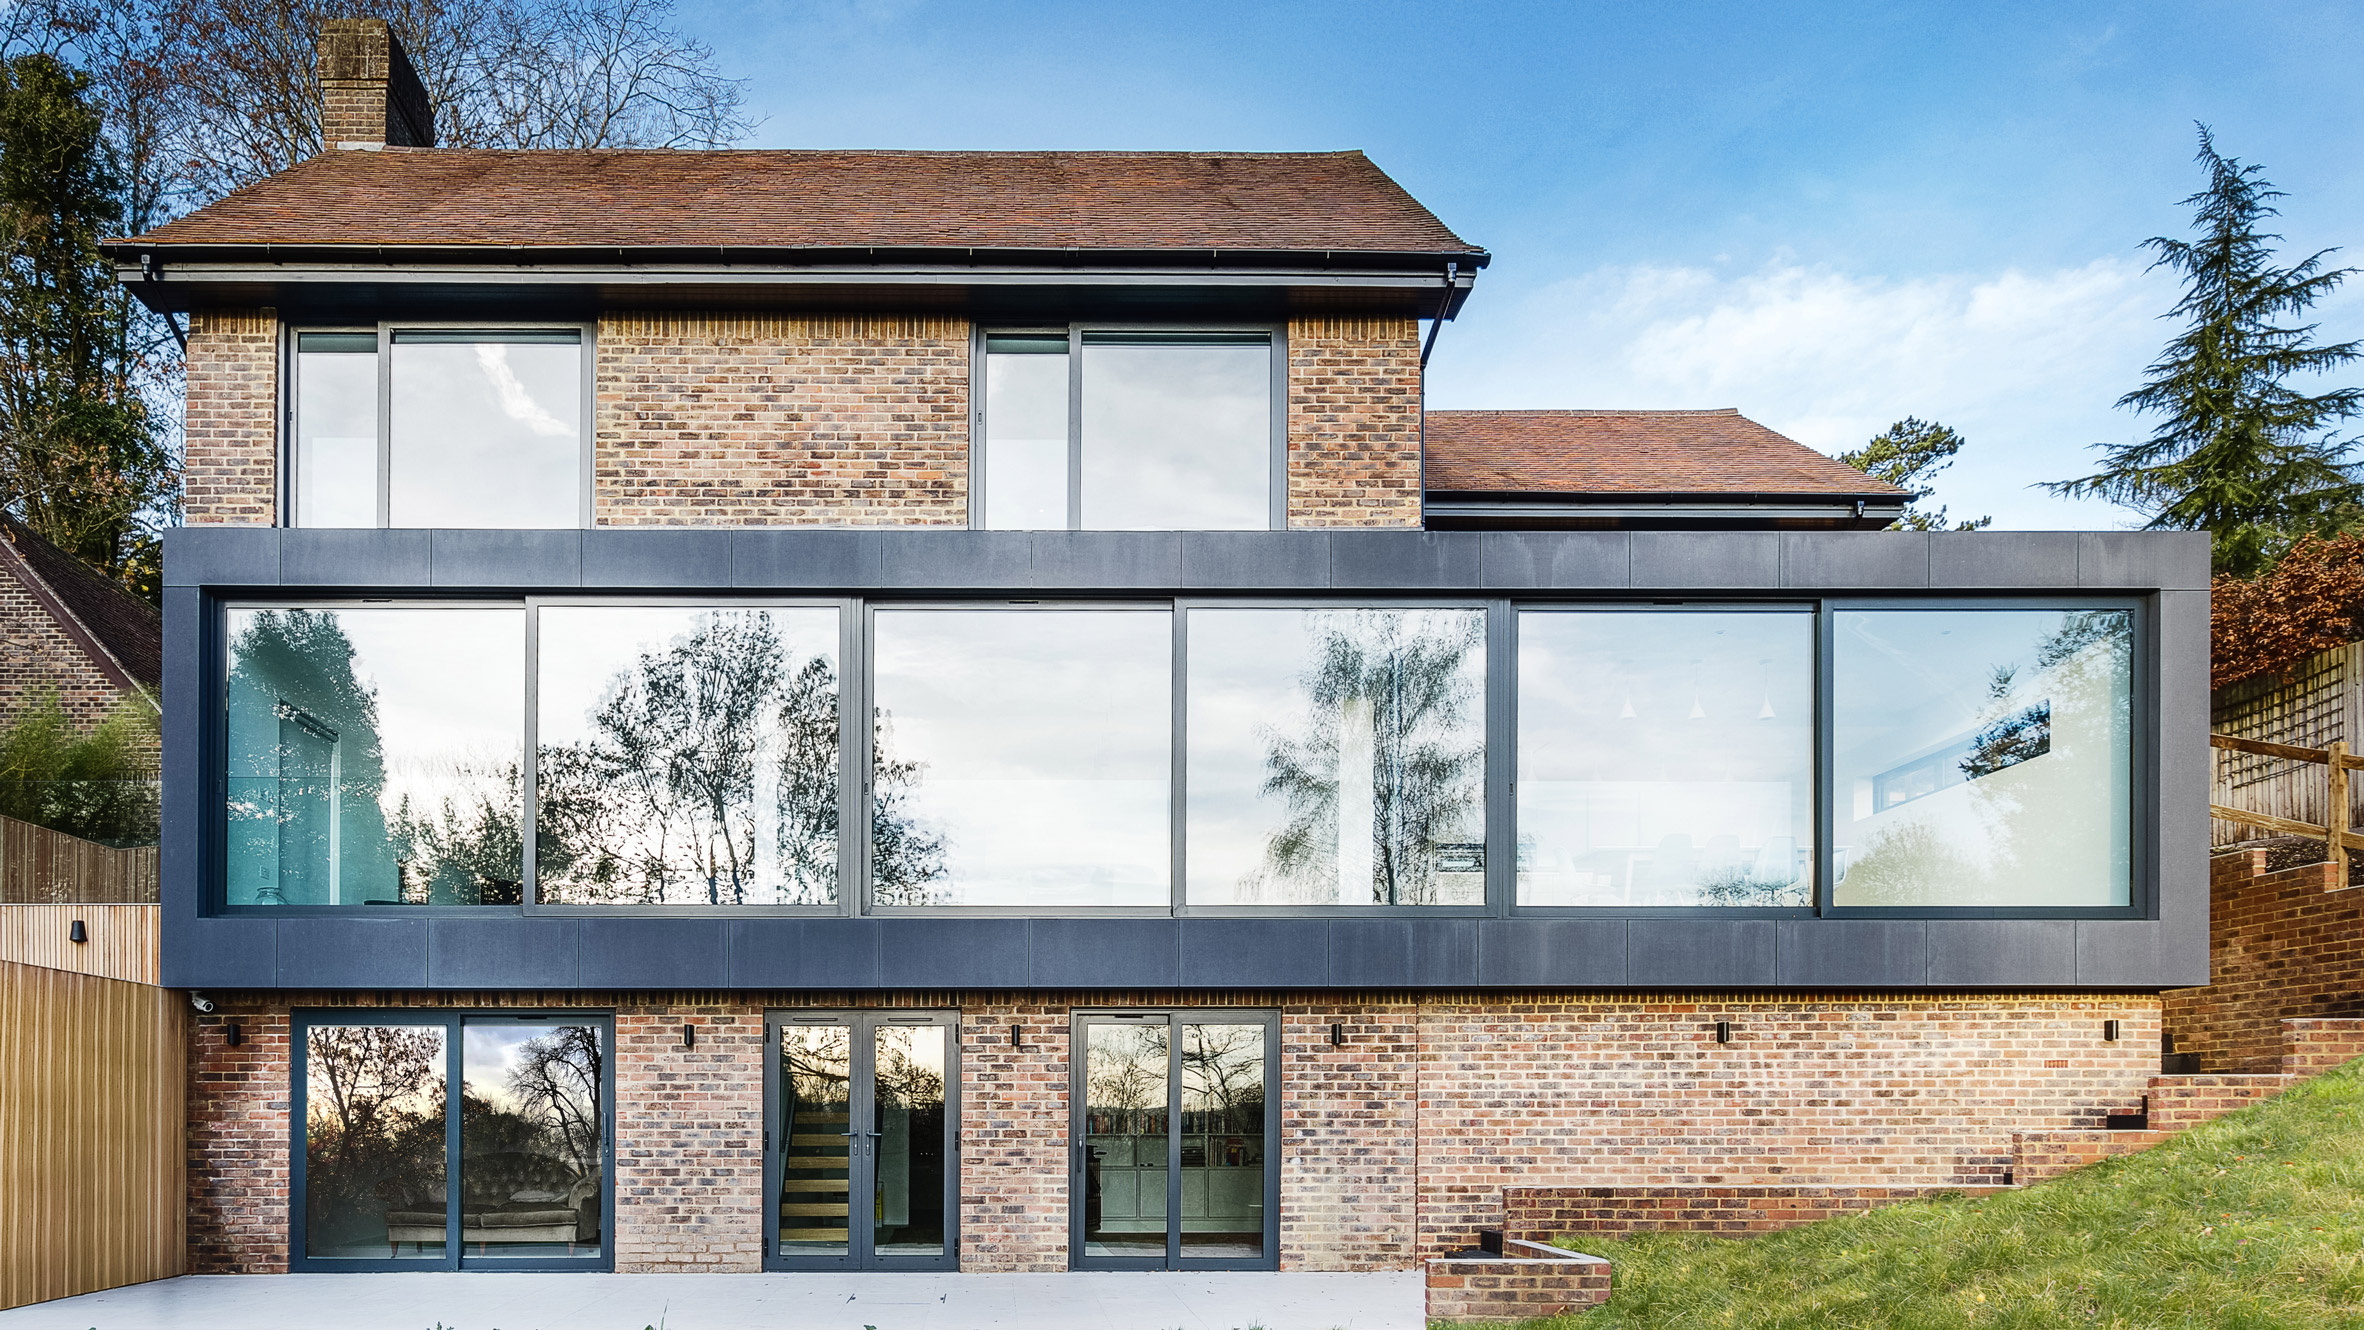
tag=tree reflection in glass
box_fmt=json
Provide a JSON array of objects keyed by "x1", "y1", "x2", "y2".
[
  {"x1": 1179, "y1": 1023, "x2": 1265, "y2": 1256},
  {"x1": 871, "y1": 1026, "x2": 947, "y2": 1254},
  {"x1": 304, "y1": 1023, "x2": 448, "y2": 1259},
  {"x1": 226, "y1": 607, "x2": 524, "y2": 906},
  {"x1": 536, "y1": 607, "x2": 844, "y2": 906},
  {"x1": 1517, "y1": 611, "x2": 1814, "y2": 907},
  {"x1": 1188, "y1": 609, "x2": 1485, "y2": 905},
  {"x1": 460, "y1": 1022, "x2": 604, "y2": 1256},
  {"x1": 1083, "y1": 1021, "x2": 1170, "y2": 1257}
]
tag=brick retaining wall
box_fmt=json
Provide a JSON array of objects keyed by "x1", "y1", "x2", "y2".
[{"x1": 2166, "y1": 851, "x2": 2364, "y2": 1072}]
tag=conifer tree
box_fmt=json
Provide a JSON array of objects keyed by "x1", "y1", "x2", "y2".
[
  {"x1": 2050, "y1": 126, "x2": 2363, "y2": 576},
  {"x1": 1841, "y1": 418, "x2": 1992, "y2": 531}
]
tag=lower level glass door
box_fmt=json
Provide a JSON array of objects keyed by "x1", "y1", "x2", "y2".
[
  {"x1": 767, "y1": 1012, "x2": 958, "y2": 1271},
  {"x1": 1073, "y1": 1011, "x2": 1276, "y2": 1270}
]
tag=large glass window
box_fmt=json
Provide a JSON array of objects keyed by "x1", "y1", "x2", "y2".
[
  {"x1": 1832, "y1": 607, "x2": 2133, "y2": 909},
  {"x1": 289, "y1": 328, "x2": 584, "y2": 529},
  {"x1": 226, "y1": 606, "x2": 524, "y2": 906},
  {"x1": 535, "y1": 606, "x2": 842, "y2": 907},
  {"x1": 1187, "y1": 607, "x2": 1486, "y2": 906},
  {"x1": 980, "y1": 330, "x2": 1274, "y2": 531},
  {"x1": 1517, "y1": 610, "x2": 1814, "y2": 907},
  {"x1": 869, "y1": 609, "x2": 1171, "y2": 907}
]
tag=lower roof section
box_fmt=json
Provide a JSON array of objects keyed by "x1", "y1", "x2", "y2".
[{"x1": 163, "y1": 913, "x2": 2201, "y2": 992}]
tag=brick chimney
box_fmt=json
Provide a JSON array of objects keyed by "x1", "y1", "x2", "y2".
[{"x1": 316, "y1": 18, "x2": 433, "y2": 150}]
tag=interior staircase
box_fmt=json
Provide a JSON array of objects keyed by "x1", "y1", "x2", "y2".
[{"x1": 779, "y1": 1104, "x2": 853, "y2": 1246}]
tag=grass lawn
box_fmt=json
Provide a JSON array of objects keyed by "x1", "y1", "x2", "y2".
[{"x1": 1468, "y1": 1058, "x2": 2364, "y2": 1329}]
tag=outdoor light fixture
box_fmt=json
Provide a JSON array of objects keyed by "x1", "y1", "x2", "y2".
[
  {"x1": 1009, "y1": 1023, "x2": 1026, "y2": 1050},
  {"x1": 2104, "y1": 1020, "x2": 2121, "y2": 1042},
  {"x1": 67, "y1": 919, "x2": 85, "y2": 944},
  {"x1": 681, "y1": 1023, "x2": 696, "y2": 1050},
  {"x1": 225, "y1": 1022, "x2": 242, "y2": 1048},
  {"x1": 1330, "y1": 1022, "x2": 1345, "y2": 1047},
  {"x1": 1714, "y1": 1021, "x2": 1733, "y2": 1044}
]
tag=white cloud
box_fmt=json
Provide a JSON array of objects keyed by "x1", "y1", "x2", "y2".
[{"x1": 1428, "y1": 257, "x2": 2178, "y2": 529}]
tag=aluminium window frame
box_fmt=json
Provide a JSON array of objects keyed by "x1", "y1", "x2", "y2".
[
  {"x1": 968, "y1": 322, "x2": 1290, "y2": 533},
  {"x1": 1815, "y1": 594, "x2": 2150, "y2": 921},
  {"x1": 281, "y1": 320, "x2": 598, "y2": 531},
  {"x1": 287, "y1": 1007, "x2": 617, "y2": 1273}
]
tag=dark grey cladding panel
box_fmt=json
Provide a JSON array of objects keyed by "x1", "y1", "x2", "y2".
[
  {"x1": 2077, "y1": 920, "x2": 2206, "y2": 988},
  {"x1": 429, "y1": 529, "x2": 582, "y2": 587},
  {"x1": 159, "y1": 588, "x2": 206, "y2": 926},
  {"x1": 1628, "y1": 919, "x2": 1776, "y2": 986},
  {"x1": 1327, "y1": 918, "x2": 1480, "y2": 985},
  {"x1": 1630, "y1": 532, "x2": 1779, "y2": 590},
  {"x1": 1780, "y1": 533, "x2": 1929, "y2": 589},
  {"x1": 2156, "y1": 588, "x2": 2212, "y2": 972},
  {"x1": 2082, "y1": 531, "x2": 2210, "y2": 590},
  {"x1": 280, "y1": 528, "x2": 429, "y2": 586},
  {"x1": 428, "y1": 918, "x2": 577, "y2": 988},
  {"x1": 577, "y1": 918, "x2": 727, "y2": 988},
  {"x1": 278, "y1": 917, "x2": 427, "y2": 987},
  {"x1": 1029, "y1": 919, "x2": 1179, "y2": 987},
  {"x1": 1179, "y1": 918, "x2": 1328, "y2": 986},
  {"x1": 1776, "y1": 919, "x2": 1926, "y2": 985},
  {"x1": 162, "y1": 918, "x2": 277, "y2": 989},
  {"x1": 729, "y1": 919, "x2": 880, "y2": 987},
  {"x1": 1180, "y1": 532, "x2": 1332, "y2": 589},
  {"x1": 731, "y1": 530, "x2": 872, "y2": 587},
  {"x1": 1478, "y1": 533, "x2": 1630, "y2": 590},
  {"x1": 869, "y1": 532, "x2": 1034, "y2": 589},
  {"x1": 1925, "y1": 920, "x2": 2078, "y2": 985},
  {"x1": 876, "y1": 919, "x2": 1029, "y2": 988},
  {"x1": 1029, "y1": 532, "x2": 1182, "y2": 589},
  {"x1": 1330, "y1": 532, "x2": 1483, "y2": 590},
  {"x1": 1928, "y1": 532, "x2": 2082, "y2": 589},
  {"x1": 163, "y1": 526, "x2": 279, "y2": 586},
  {"x1": 1477, "y1": 919, "x2": 1626, "y2": 985},
  {"x1": 583, "y1": 528, "x2": 732, "y2": 588}
]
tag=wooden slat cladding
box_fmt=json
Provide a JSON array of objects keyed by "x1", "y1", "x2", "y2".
[
  {"x1": 0, "y1": 905, "x2": 160, "y2": 985},
  {"x1": 0, "y1": 960, "x2": 186, "y2": 1310},
  {"x1": 0, "y1": 814, "x2": 158, "y2": 905}
]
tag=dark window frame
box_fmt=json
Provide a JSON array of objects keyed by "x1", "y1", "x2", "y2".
[{"x1": 287, "y1": 1007, "x2": 617, "y2": 1273}]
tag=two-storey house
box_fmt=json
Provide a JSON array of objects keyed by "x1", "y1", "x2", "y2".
[{"x1": 108, "y1": 20, "x2": 2207, "y2": 1280}]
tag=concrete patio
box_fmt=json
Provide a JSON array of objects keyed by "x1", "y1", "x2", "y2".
[{"x1": 0, "y1": 1271, "x2": 1423, "y2": 1330}]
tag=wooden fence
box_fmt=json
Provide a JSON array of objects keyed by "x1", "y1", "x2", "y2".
[
  {"x1": 2209, "y1": 733, "x2": 2364, "y2": 872},
  {"x1": 0, "y1": 959, "x2": 186, "y2": 1310},
  {"x1": 0, "y1": 905, "x2": 160, "y2": 985},
  {"x1": 0, "y1": 814, "x2": 157, "y2": 904}
]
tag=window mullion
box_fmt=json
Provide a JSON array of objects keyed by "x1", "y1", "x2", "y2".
[{"x1": 1066, "y1": 324, "x2": 1083, "y2": 531}]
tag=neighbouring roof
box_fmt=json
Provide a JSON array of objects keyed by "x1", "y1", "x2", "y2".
[
  {"x1": 1424, "y1": 409, "x2": 1906, "y2": 500},
  {"x1": 0, "y1": 519, "x2": 160, "y2": 696},
  {"x1": 112, "y1": 149, "x2": 1485, "y2": 260}
]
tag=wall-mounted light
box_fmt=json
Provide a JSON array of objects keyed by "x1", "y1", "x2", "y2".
[
  {"x1": 1009, "y1": 1023, "x2": 1026, "y2": 1050},
  {"x1": 67, "y1": 919, "x2": 86, "y2": 944},
  {"x1": 1330, "y1": 1022, "x2": 1345, "y2": 1048},
  {"x1": 681, "y1": 1022, "x2": 696, "y2": 1050},
  {"x1": 2104, "y1": 1020, "x2": 2121, "y2": 1042},
  {"x1": 225, "y1": 1022, "x2": 242, "y2": 1048},
  {"x1": 1713, "y1": 1021, "x2": 1733, "y2": 1045}
]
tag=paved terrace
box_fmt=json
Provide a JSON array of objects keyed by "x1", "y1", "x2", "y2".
[{"x1": 0, "y1": 1271, "x2": 1422, "y2": 1330}]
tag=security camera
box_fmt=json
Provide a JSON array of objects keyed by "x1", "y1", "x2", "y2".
[{"x1": 189, "y1": 992, "x2": 216, "y2": 1014}]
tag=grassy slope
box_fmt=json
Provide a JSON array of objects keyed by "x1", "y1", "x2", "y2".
[{"x1": 1497, "y1": 1059, "x2": 2364, "y2": 1330}]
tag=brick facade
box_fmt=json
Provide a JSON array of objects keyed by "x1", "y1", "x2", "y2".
[
  {"x1": 183, "y1": 310, "x2": 278, "y2": 526},
  {"x1": 2163, "y1": 851, "x2": 2364, "y2": 1073},
  {"x1": 184, "y1": 988, "x2": 2159, "y2": 1275},
  {"x1": 595, "y1": 314, "x2": 972, "y2": 526},
  {"x1": 0, "y1": 567, "x2": 134, "y2": 729},
  {"x1": 1284, "y1": 317, "x2": 1424, "y2": 528}
]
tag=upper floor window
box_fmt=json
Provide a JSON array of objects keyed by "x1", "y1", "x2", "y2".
[
  {"x1": 290, "y1": 328, "x2": 588, "y2": 528},
  {"x1": 978, "y1": 329, "x2": 1279, "y2": 531}
]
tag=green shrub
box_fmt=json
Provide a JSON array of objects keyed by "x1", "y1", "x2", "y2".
[{"x1": 0, "y1": 691, "x2": 158, "y2": 845}]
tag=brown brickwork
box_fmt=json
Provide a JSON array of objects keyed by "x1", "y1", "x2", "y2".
[
  {"x1": 2165, "y1": 851, "x2": 2364, "y2": 1072},
  {"x1": 184, "y1": 310, "x2": 278, "y2": 526},
  {"x1": 1503, "y1": 1184, "x2": 2011, "y2": 1241},
  {"x1": 0, "y1": 568, "x2": 133, "y2": 729},
  {"x1": 2280, "y1": 1017, "x2": 2364, "y2": 1075},
  {"x1": 595, "y1": 313, "x2": 970, "y2": 526},
  {"x1": 1427, "y1": 1240, "x2": 1611, "y2": 1322},
  {"x1": 2011, "y1": 1129, "x2": 2168, "y2": 1183},
  {"x1": 181, "y1": 988, "x2": 2161, "y2": 1276},
  {"x1": 1284, "y1": 317, "x2": 1423, "y2": 528}
]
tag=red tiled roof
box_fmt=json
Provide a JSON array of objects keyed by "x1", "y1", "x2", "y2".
[
  {"x1": 0, "y1": 518, "x2": 160, "y2": 694},
  {"x1": 116, "y1": 149, "x2": 1483, "y2": 257},
  {"x1": 1424, "y1": 409, "x2": 1905, "y2": 498}
]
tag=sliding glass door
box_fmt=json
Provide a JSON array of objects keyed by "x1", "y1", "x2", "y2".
[
  {"x1": 293, "y1": 1011, "x2": 612, "y2": 1271},
  {"x1": 1073, "y1": 1011, "x2": 1277, "y2": 1270},
  {"x1": 765, "y1": 1011, "x2": 960, "y2": 1271}
]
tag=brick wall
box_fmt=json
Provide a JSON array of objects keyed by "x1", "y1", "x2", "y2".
[
  {"x1": 1284, "y1": 317, "x2": 1423, "y2": 528},
  {"x1": 184, "y1": 310, "x2": 277, "y2": 526},
  {"x1": 182, "y1": 988, "x2": 2157, "y2": 1274},
  {"x1": 1502, "y1": 1184, "x2": 2010, "y2": 1240},
  {"x1": 2164, "y1": 850, "x2": 2364, "y2": 1072},
  {"x1": 595, "y1": 313, "x2": 971, "y2": 526},
  {"x1": 0, "y1": 566, "x2": 134, "y2": 729}
]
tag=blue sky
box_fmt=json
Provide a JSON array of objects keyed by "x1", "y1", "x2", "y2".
[{"x1": 673, "y1": 0, "x2": 2364, "y2": 529}]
